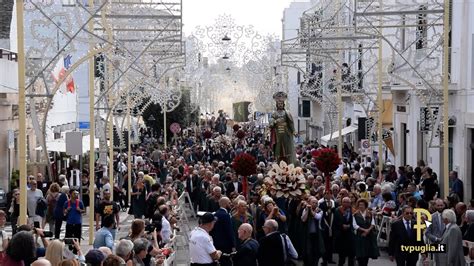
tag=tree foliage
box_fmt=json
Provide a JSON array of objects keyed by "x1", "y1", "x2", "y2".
[{"x1": 142, "y1": 88, "x2": 199, "y2": 140}]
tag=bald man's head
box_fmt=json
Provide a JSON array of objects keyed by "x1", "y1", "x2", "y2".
[
  {"x1": 238, "y1": 223, "x2": 253, "y2": 241},
  {"x1": 32, "y1": 259, "x2": 52, "y2": 266},
  {"x1": 219, "y1": 197, "x2": 231, "y2": 209}
]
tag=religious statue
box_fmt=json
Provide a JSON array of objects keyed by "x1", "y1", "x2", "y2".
[
  {"x1": 215, "y1": 111, "x2": 227, "y2": 135},
  {"x1": 270, "y1": 92, "x2": 296, "y2": 164}
]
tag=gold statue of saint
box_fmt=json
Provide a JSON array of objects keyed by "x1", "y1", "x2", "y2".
[{"x1": 270, "y1": 92, "x2": 296, "y2": 164}]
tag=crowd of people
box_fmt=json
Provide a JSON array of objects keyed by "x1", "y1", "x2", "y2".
[{"x1": 0, "y1": 122, "x2": 473, "y2": 266}]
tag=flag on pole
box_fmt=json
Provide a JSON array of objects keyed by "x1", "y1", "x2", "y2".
[
  {"x1": 64, "y1": 55, "x2": 75, "y2": 93},
  {"x1": 51, "y1": 55, "x2": 75, "y2": 94}
]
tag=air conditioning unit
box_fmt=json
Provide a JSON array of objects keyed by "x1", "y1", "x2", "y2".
[{"x1": 448, "y1": 116, "x2": 456, "y2": 127}]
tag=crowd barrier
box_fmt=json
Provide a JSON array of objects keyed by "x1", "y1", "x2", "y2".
[
  {"x1": 375, "y1": 214, "x2": 393, "y2": 248},
  {"x1": 174, "y1": 191, "x2": 196, "y2": 240},
  {"x1": 162, "y1": 229, "x2": 178, "y2": 266}
]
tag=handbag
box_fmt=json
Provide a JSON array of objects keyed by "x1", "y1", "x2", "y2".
[{"x1": 35, "y1": 197, "x2": 48, "y2": 217}]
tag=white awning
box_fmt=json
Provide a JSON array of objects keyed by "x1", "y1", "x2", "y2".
[
  {"x1": 35, "y1": 135, "x2": 105, "y2": 153},
  {"x1": 320, "y1": 126, "x2": 358, "y2": 146}
]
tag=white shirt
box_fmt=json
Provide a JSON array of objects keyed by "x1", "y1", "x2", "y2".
[
  {"x1": 233, "y1": 182, "x2": 238, "y2": 193},
  {"x1": 189, "y1": 227, "x2": 216, "y2": 264},
  {"x1": 0, "y1": 229, "x2": 8, "y2": 252},
  {"x1": 69, "y1": 169, "x2": 81, "y2": 188},
  {"x1": 161, "y1": 217, "x2": 172, "y2": 244},
  {"x1": 301, "y1": 208, "x2": 323, "y2": 221}
]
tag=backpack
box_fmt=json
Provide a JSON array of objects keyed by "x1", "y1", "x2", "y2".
[
  {"x1": 67, "y1": 199, "x2": 80, "y2": 209},
  {"x1": 63, "y1": 199, "x2": 80, "y2": 220},
  {"x1": 35, "y1": 197, "x2": 48, "y2": 217}
]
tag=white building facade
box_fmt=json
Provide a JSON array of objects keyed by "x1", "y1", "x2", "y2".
[{"x1": 282, "y1": 0, "x2": 473, "y2": 200}]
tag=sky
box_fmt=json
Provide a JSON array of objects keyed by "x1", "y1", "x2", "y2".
[{"x1": 182, "y1": 0, "x2": 298, "y2": 38}]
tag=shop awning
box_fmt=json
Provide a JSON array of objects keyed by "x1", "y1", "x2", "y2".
[
  {"x1": 35, "y1": 135, "x2": 105, "y2": 153},
  {"x1": 320, "y1": 125, "x2": 358, "y2": 146}
]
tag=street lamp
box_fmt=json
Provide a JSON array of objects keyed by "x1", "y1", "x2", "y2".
[{"x1": 222, "y1": 34, "x2": 231, "y2": 41}]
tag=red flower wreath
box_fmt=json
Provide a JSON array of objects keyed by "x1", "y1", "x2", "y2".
[
  {"x1": 232, "y1": 153, "x2": 257, "y2": 177},
  {"x1": 311, "y1": 148, "x2": 341, "y2": 190},
  {"x1": 203, "y1": 130, "x2": 213, "y2": 139},
  {"x1": 232, "y1": 153, "x2": 257, "y2": 198},
  {"x1": 236, "y1": 129, "x2": 246, "y2": 139}
]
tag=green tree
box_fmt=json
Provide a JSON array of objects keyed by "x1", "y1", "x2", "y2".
[{"x1": 142, "y1": 88, "x2": 199, "y2": 141}]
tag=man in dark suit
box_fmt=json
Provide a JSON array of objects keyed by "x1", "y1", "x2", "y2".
[
  {"x1": 258, "y1": 219, "x2": 285, "y2": 266},
  {"x1": 319, "y1": 191, "x2": 338, "y2": 265},
  {"x1": 186, "y1": 170, "x2": 200, "y2": 213},
  {"x1": 210, "y1": 197, "x2": 236, "y2": 266},
  {"x1": 334, "y1": 197, "x2": 354, "y2": 266},
  {"x1": 225, "y1": 173, "x2": 243, "y2": 197},
  {"x1": 450, "y1": 171, "x2": 464, "y2": 202},
  {"x1": 206, "y1": 186, "x2": 221, "y2": 212},
  {"x1": 233, "y1": 223, "x2": 259, "y2": 266},
  {"x1": 389, "y1": 206, "x2": 424, "y2": 266}
]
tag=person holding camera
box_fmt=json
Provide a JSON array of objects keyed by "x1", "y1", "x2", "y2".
[
  {"x1": 260, "y1": 200, "x2": 287, "y2": 234},
  {"x1": 125, "y1": 219, "x2": 163, "y2": 265},
  {"x1": 44, "y1": 239, "x2": 85, "y2": 265},
  {"x1": 63, "y1": 189, "x2": 85, "y2": 241},
  {"x1": 12, "y1": 224, "x2": 52, "y2": 264},
  {"x1": 115, "y1": 239, "x2": 134, "y2": 266},
  {"x1": 3, "y1": 231, "x2": 37, "y2": 266},
  {"x1": 301, "y1": 196, "x2": 323, "y2": 265}
]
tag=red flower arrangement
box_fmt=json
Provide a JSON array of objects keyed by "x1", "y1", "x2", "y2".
[
  {"x1": 232, "y1": 153, "x2": 257, "y2": 176},
  {"x1": 203, "y1": 130, "x2": 213, "y2": 139},
  {"x1": 233, "y1": 124, "x2": 240, "y2": 132},
  {"x1": 232, "y1": 153, "x2": 257, "y2": 198},
  {"x1": 311, "y1": 148, "x2": 341, "y2": 191},
  {"x1": 236, "y1": 129, "x2": 246, "y2": 139}
]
